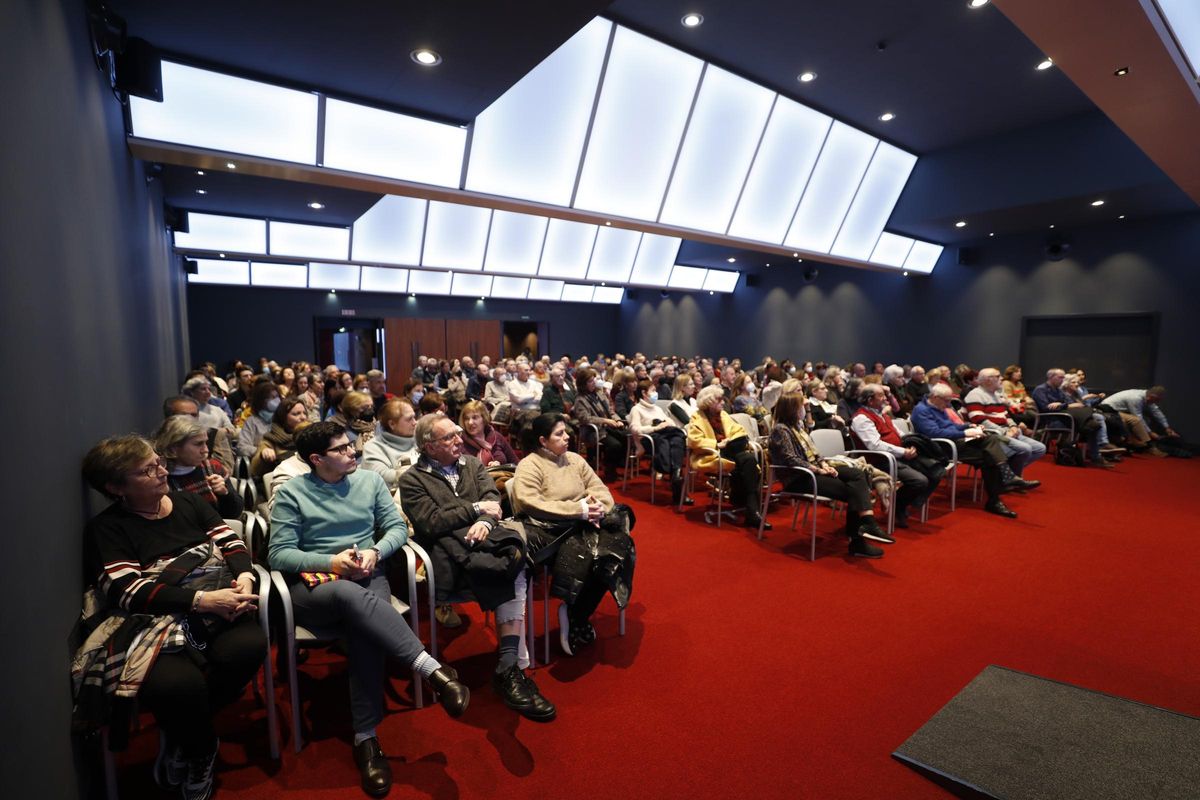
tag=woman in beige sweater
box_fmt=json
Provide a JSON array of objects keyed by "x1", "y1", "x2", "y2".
[{"x1": 512, "y1": 413, "x2": 635, "y2": 656}]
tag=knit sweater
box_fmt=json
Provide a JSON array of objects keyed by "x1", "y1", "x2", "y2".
[
  {"x1": 511, "y1": 450, "x2": 613, "y2": 521},
  {"x1": 268, "y1": 468, "x2": 407, "y2": 573},
  {"x1": 361, "y1": 426, "x2": 419, "y2": 490}
]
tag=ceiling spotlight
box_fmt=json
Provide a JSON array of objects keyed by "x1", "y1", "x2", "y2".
[
  {"x1": 791, "y1": 252, "x2": 799, "y2": 257},
  {"x1": 605, "y1": 221, "x2": 612, "y2": 226},
  {"x1": 329, "y1": 290, "x2": 336, "y2": 295},
  {"x1": 479, "y1": 297, "x2": 485, "y2": 301},
  {"x1": 338, "y1": 326, "x2": 346, "y2": 332},
  {"x1": 798, "y1": 71, "x2": 817, "y2": 83},
  {"x1": 796, "y1": 257, "x2": 803, "y2": 263},
  {"x1": 1049, "y1": 224, "x2": 1056, "y2": 229},
  {"x1": 727, "y1": 257, "x2": 736, "y2": 263},
  {"x1": 879, "y1": 112, "x2": 895, "y2": 122},
  {"x1": 410, "y1": 293, "x2": 416, "y2": 298},
  {"x1": 1036, "y1": 58, "x2": 1054, "y2": 71},
  {"x1": 709, "y1": 290, "x2": 714, "y2": 295},
  {"x1": 988, "y1": 233, "x2": 994, "y2": 237},
  {"x1": 195, "y1": 189, "x2": 207, "y2": 195},
  {"x1": 968, "y1": 0, "x2": 990, "y2": 7},
  {"x1": 1118, "y1": 214, "x2": 1126, "y2": 219},
  {"x1": 681, "y1": 13, "x2": 704, "y2": 27},
  {"x1": 1114, "y1": 66, "x2": 1129, "y2": 76},
  {"x1": 903, "y1": 270, "x2": 909, "y2": 276},
  {"x1": 601, "y1": 282, "x2": 606, "y2": 286},
  {"x1": 195, "y1": 170, "x2": 205, "y2": 176},
  {"x1": 225, "y1": 162, "x2": 237, "y2": 169},
  {"x1": 1090, "y1": 199, "x2": 1105, "y2": 206},
  {"x1": 765, "y1": 263, "x2": 771, "y2": 267},
  {"x1": 218, "y1": 253, "x2": 226, "y2": 258},
  {"x1": 308, "y1": 202, "x2": 325, "y2": 210},
  {"x1": 411, "y1": 49, "x2": 442, "y2": 66},
  {"x1": 955, "y1": 220, "x2": 967, "y2": 228}
]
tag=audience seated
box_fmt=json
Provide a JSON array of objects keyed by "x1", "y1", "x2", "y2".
[
  {"x1": 627, "y1": 379, "x2": 689, "y2": 504},
  {"x1": 1031, "y1": 368, "x2": 1109, "y2": 467},
  {"x1": 483, "y1": 366, "x2": 509, "y2": 410},
  {"x1": 964, "y1": 368, "x2": 1049, "y2": 477},
  {"x1": 507, "y1": 362, "x2": 544, "y2": 415},
  {"x1": 329, "y1": 390, "x2": 377, "y2": 459},
  {"x1": 268, "y1": 422, "x2": 469, "y2": 797},
  {"x1": 459, "y1": 400, "x2": 518, "y2": 466},
  {"x1": 571, "y1": 367, "x2": 627, "y2": 480},
  {"x1": 806, "y1": 379, "x2": 846, "y2": 431},
  {"x1": 668, "y1": 373, "x2": 699, "y2": 426},
  {"x1": 250, "y1": 396, "x2": 309, "y2": 479},
  {"x1": 154, "y1": 415, "x2": 245, "y2": 519},
  {"x1": 540, "y1": 366, "x2": 577, "y2": 415},
  {"x1": 397, "y1": 414, "x2": 555, "y2": 721},
  {"x1": 359, "y1": 397, "x2": 420, "y2": 493},
  {"x1": 466, "y1": 362, "x2": 491, "y2": 401},
  {"x1": 612, "y1": 370, "x2": 640, "y2": 421},
  {"x1": 79, "y1": 436, "x2": 265, "y2": 800},
  {"x1": 1100, "y1": 386, "x2": 1177, "y2": 456},
  {"x1": 237, "y1": 381, "x2": 282, "y2": 460},
  {"x1": 686, "y1": 385, "x2": 767, "y2": 529},
  {"x1": 730, "y1": 372, "x2": 770, "y2": 432},
  {"x1": 511, "y1": 414, "x2": 636, "y2": 657},
  {"x1": 163, "y1": 395, "x2": 235, "y2": 474}
]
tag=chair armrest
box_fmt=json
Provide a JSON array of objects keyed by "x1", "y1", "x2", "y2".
[
  {"x1": 251, "y1": 563, "x2": 271, "y2": 632},
  {"x1": 931, "y1": 437, "x2": 959, "y2": 462},
  {"x1": 846, "y1": 449, "x2": 898, "y2": 479},
  {"x1": 268, "y1": 569, "x2": 294, "y2": 639},
  {"x1": 767, "y1": 464, "x2": 818, "y2": 494}
]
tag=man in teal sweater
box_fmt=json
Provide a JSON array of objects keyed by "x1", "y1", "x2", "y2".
[{"x1": 269, "y1": 421, "x2": 469, "y2": 798}]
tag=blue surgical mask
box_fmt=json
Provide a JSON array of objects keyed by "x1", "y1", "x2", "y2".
[
  {"x1": 648, "y1": 391, "x2": 658, "y2": 402},
  {"x1": 257, "y1": 409, "x2": 273, "y2": 423},
  {"x1": 412, "y1": 390, "x2": 425, "y2": 403},
  {"x1": 266, "y1": 397, "x2": 281, "y2": 412}
]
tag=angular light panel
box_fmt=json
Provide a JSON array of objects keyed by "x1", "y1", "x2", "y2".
[
  {"x1": 490, "y1": 276, "x2": 531, "y2": 299},
  {"x1": 451, "y1": 272, "x2": 494, "y2": 297},
  {"x1": 187, "y1": 258, "x2": 249, "y2": 285},
  {"x1": 592, "y1": 286, "x2": 625, "y2": 304},
  {"x1": 527, "y1": 278, "x2": 565, "y2": 301},
  {"x1": 561, "y1": 283, "x2": 596, "y2": 303},
  {"x1": 586, "y1": 227, "x2": 641, "y2": 283},
  {"x1": 484, "y1": 211, "x2": 548, "y2": 275},
  {"x1": 1157, "y1": 0, "x2": 1200, "y2": 79},
  {"x1": 466, "y1": 18, "x2": 611, "y2": 205},
  {"x1": 728, "y1": 97, "x2": 832, "y2": 243},
  {"x1": 269, "y1": 221, "x2": 350, "y2": 260},
  {"x1": 408, "y1": 270, "x2": 453, "y2": 295},
  {"x1": 701, "y1": 269, "x2": 739, "y2": 292},
  {"x1": 351, "y1": 195, "x2": 426, "y2": 265},
  {"x1": 130, "y1": 62, "x2": 317, "y2": 163},
  {"x1": 421, "y1": 202, "x2": 491, "y2": 271},
  {"x1": 323, "y1": 98, "x2": 466, "y2": 188},
  {"x1": 784, "y1": 122, "x2": 878, "y2": 254},
  {"x1": 830, "y1": 142, "x2": 918, "y2": 260},
  {"x1": 667, "y1": 265, "x2": 707, "y2": 290},
  {"x1": 308, "y1": 262, "x2": 361, "y2": 290},
  {"x1": 250, "y1": 262, "x2": 307, "y2": 288},
  {"x1": 360, "y1": 266, "x2": 409, "y2": 293},
  {"x1": 538, "y1": 219, "x2": 598, "y2": 279},
  {"x1": 869, "y1": 232, "x2": 915, "y2": 268},
  {"x1": 573, "y1": 27, "x2": 704, "y2": 219},
  {"x1": 903, "y1": 241, "x2": 943, "y2": 274},
  {"x1": 628, "y1": 233, "x2": 682, "y2": 286},
  {"x1": 658, "y1": 66, "x2": 775, "y2": 232},
  {"x1": 174, "y1": 213, "x2": 266, "y2": 254}
]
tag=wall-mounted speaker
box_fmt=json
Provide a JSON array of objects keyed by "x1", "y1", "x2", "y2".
[
  {"x1": 163, "y1": 204, "x2": 187, "y2": 232},
  {"x1": 114, "y1": 37, "x2": 163, "y2": 102},
  {"x1": 745, "y1": 274, "x2": 761, "y2": 288},
  {"x1": 183, "y1": 258, "x2": 199, "y2": 275},
  {"x1": 802, "y1": 266, "x2": 819, "y2": 283},
  {"x1": 1044, "y1": 239, "x2": 1072, "y2": 262},
  {"x1": 957, "y1": 247, "x2": 977, "y2": 266}
]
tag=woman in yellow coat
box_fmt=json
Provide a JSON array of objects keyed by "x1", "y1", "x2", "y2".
[{"x1": 686, "y1": 385, "x2": 769, "y2": 529}]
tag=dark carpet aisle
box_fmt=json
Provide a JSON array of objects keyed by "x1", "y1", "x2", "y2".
[{"x1": 107, "y1": 455, "x2": 1200, "y2": 799}]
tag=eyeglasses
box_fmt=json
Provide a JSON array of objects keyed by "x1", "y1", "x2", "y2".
[
  {"x1": 430, "y1": 426, "x2": 464, "y2": 444},
  {"x1": 323, "y1": 443, "x2": 355, "y2": 456},
  {"x1": 130, "y1": 458, "x2": 167, "y2": 478}
]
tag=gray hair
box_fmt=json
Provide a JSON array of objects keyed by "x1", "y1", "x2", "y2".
[
  {"x1": 929, "y1": 383, "x2": 954, "y2": 399},
  {"x1": 181, "y1": 376, "x2": 211, "y2": 395},
  {"x1": 882, "y1": 364, "x2": 905, "y2": 384},
  {"x1": 1046, "y1": 367, "x2": 1064, "y2": 379},
  {"x1": 153, "y1": 414, "x2": 207, "y2": 457},
  {"x1": 859, "y1": 383, "x2": 886, "y2": 400},
  {"x1": 696, "y1": 384, "x2": 726, "y2": 410},
  {"x1": 413, "y1": 411, "x2": 448, "y2": 450}
]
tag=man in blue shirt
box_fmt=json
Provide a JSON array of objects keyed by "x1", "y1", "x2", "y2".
[{"x1": 270, "y1": 421, "x2": 469, "y2": 798}]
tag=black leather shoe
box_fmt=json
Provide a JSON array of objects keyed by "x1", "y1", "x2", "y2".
[
  {"x1": 1004, "y1": 478, "x2": 1040, "y2": 490},
  {"x1": 848, "y1": 537, "x2": 883, "y2": 559},
  {"x1": 492, "y1": 665, "x2": 557, "y2": 722},
  {"x1": 429, "y1": 667, "x2": 470, "y2": 718},
  {"x1": 353, "y1": 737, "x2": 392, "y2": 798},
  {"x1": 745, "y1": 513, "x2": 772, "y2": 531},
  {"x1": 984, "y1": 501, "x2": 1018, "y2": 518}
]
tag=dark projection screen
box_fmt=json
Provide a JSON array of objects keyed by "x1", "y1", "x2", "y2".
[{"x1": 1019, "y1": 313, "x2": 1158, "y2": 392}]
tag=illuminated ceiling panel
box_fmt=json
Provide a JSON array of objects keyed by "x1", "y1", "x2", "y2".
[
  {"x1": 830, "y1": 142, "x2": 918, "y2": 261},
  {"x1": 727, "y1": 98, "x2": 831, "y2": 243},
  {"x1": 701, "y1": 270, "x2": 740, "y2": 293},
  {"x1": 351, "y1": 195, "x2": 426, "y2": 265},
  {"x1": 869, "y1": 232, "x2": 916, "y2": 268},
  {"x1": 451, "y1": 273, "x2": 494, "y2": 297},
  {"x1": 466, "y1": 18, "x2": 611, "y2": 205},
  {"x1": 667, "y1": 265, "x2": 707, "y2": 290},
  {"x1": 187, "y1": 259, "x2": 249, "y2": 285},
  {"x1": 903, "y1": 241, "x2": 944, "y2": 274},
  {"x1": 527, "y1": 278, "x2": 565, "y2": 301},
  {"x1": 130, "y1": 62, "x2": 317, "y2": 163},
  {"x1": 490, "y1": 276, "x2": 531, "y2": 299},
  {"x1": 538, "y1": 219, "x2": 598, "y2": 279},
  {"x1": 250, "y1": 262, "x2": 307, "y2": 288},
  {"x1": 561, "y1": 283, "x2": 596, "y2": 303},
  {"x1": 784, "y1": 122, "x2": 878, "y2": 254},
  {"x1": 307, "y1": 262, "x2": 361, "y2": 290},
  {"x1": 268, "y1": 221, "x2": 350, "y2": 260},
  {"x1": 359, "y1": 266, "x2": 409, "y2": 293},
  {"x1": 484, "y1": 211, "x2": 548, "y2": 275},
  {"x1": 627, "y1": 233, "x2": 681, "y2": 286},
  {"x1": 174, "y1": 213, "x2": 266, "y2": 254},
  {"x1": 1157, "y1": 0, "x2": 1200, "y2": 79},
  {"x1": 408, "y1": 270, "x2": 453, "y2": 295},
  {"x1": 323, "y1": 98, "x2": 466, "y2": 188},
  {"x1": 585, "y1": 227, "x2": 641, "y2": 283},
  {"x1": 592, "y1": 286, "x2": 625, "y2": 304},
  {"x1": 421, "y1": 202, "x2": 491, "y2": 271},
  {"x1": 573, "y1": 26, "x2": 704, "y2": 220},
  {"x1": 658, "y1": 66, "x2": 775, "y2": 233}
]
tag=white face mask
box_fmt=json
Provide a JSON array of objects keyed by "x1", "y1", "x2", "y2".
[
  {"x1": 412, "y1": 390, "x2": 425, "y2": 403},
  {"x1": 647, "y1": 391, "x2": 658, "y2": 402},
  {"x1": 266, "y1": 397, "x2": 281, "y2": 412}
]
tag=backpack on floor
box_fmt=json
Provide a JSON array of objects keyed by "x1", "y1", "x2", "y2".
[{"x1": 1055, "y1": 442, "x2": 1085, "y2": 467}]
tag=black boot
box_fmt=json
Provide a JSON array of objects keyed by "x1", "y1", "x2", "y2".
[
  {"x1": 492, "y1": 664, "x2": 557, "y2": 722},
  {"x1": 848, "y1": 535, "x2": 883, "y2": 558},
  {"x1": 353, "y1": 736, "x2": 393, "y2": 798},
  {"x1": 429, "y1": 666, "x2": 470, "y2": 718},
  {"x1": 858, "y1": 515, "x2": 894, "y2": 544}
]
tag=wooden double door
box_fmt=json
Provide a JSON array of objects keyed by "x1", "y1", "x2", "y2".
[{"x1": 383, "y1": 317, "x2": 501, "y2": 393}]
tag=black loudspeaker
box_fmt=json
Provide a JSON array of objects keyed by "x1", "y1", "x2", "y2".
[
  {"x1": 1044, "y1": 239, "x2": 1072, "y2": 262},
  {"x1": 626, "y1": 289, "x2": 639, "y2": 300},
  {"x1": 802, "y1": 266, "x2": 819, "y2": 283},
  {"x1": 745, "y1": 274, "x2": 761, "y2": 287},
  {"x1": 957, "y1": 247, "x2": 977, "y2": 266},
  {"x1": 115, "y1": 37, "x2": 163, "y2": 102},
  {"x1": 183, "y1": 258, "x2": 199, "y2": 275},
  {"x1": 163, "y1": 204, "x2": 187, "y2": 232}
]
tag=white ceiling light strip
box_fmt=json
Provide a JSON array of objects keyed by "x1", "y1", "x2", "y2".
[
  {"x1": 359, "y1": 266, "x2": 409, "y2": 293},
  {"x1": 175, "y1": 213, "x2": 267, "y2": 253},
  {"x1": 784, "y1": 122, "x2": 878, "y2": 253},
  {"x1": 592, "y1": 286, "x2": 625, "y2": 304},
  {"x1": 350, "y1": 195, "x2": 427, "y2": 265},
  {"x1": 322, "y1": 98, "x2": 466, "y2": 188},
  {"x1": 421, "y1": 202, "x2": 492, "y2": 270},
  {"x1": 627, "y1": 233, "x2": 682, "y2": 285},
  {"x1": 130, "y1": 61, "x2": 318, "y2": 163},
  {"x1": 250, "y1": 261, "x2": 307, "y2": 288},
  {"x1": 572, "y1": 26, "x2": 705, "y2": 219},
  {"x1": 450, "y1": 272, "x2": 494, "y2": 297},
  {"x1": 268, "y1": 221, "x2": 350, "y2": 260},
  {"x1": 561, "y1": 283, "x2": 596, "y2": 303},
  {"x1": 902, "y1": 241, "x2": 944, "y2": 274},
  {"x1": 484, "y1": 211, "x2": 548, "y2": 275},
  {"x1": 667, "y1": 265, "x2": 708, "y2": 290},
  {"x1": 490, "y1": 276, "x2": 532, "y2": 299},
  {"x1": 538, "y1": 219, "x2": 598, "y2": 279},
  {"x1": 658, "y1": 65, "x2": 775, "y2": 233},
  {"x1": 467, "y1": 18, "x2": 612, "y2": 205},
  {"x1": 527, "y1": 278, "x2": 566, "y2": 301},
  {"x1": 408, "y1": 270, "x2": 453, "y2": 295},
  {"x1": 830, "y1": 142, "x2": 919, "y2": 261},
  {"x1": 869, "y1": 232, "x2": 917, "y2": 268},
  {"x1": 187, "y1": 258, "x2": 250, "y2": 285},
  {"x1": 701, "y1": 269, "x2": 740, "y2": 293},
  {"x1": 308, "y1": 262, "x2": 361, "y2": 290},
  {"x1": 585, "y1": 226, "x2": 641, "y2": 283}
]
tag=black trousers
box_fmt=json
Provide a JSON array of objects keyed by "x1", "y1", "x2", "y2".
[
  {"x1": 649, "y1": 427, "x2": 687, "y2": 474},
  {"x1": 585, "y1": 426, "x2": 626, "y2": 469},
  {"x1": 784, "y1": 463, "x2": 873, "y2": 514},
  {"x1": 724, "y1": 450, "x2": 763, "y2": 515},
  {"x1": 955, "y1": 435, "x2": 1009, "y2": 501},
  {"x1": 138, "y1": 615, "x2": 266, "y2": 757}
]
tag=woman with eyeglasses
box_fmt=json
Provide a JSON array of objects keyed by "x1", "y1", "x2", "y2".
[
  {"x1": 77, "y1": 435, "x2": 265, "y2": 800},
  {"x1": 153, "y1": 414, "x2": 244, "y2": 519}
]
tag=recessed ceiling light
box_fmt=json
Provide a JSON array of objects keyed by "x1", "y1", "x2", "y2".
[
  {"x1": 955, "y1": 220, "x2": 967, "y2": 228},
  {"x1": 1049, "y1": 224, "x2": 1056, "y2": 229},
  {"x1": 1036, "y1": 58, "x2": 1054, "y2": 71},
  {"x1": 600, "y1": 282, "x2": 606, "y2": 286},
  {"x1": 1118, "y1": 214, "x2": 1126, "y2": 219},
  {"x1": 338, "y1": 326, "x2": 346, "y2": 332},
  {"x1": 225, "y1": 162, "x2": 237, "y2": 169},
  {"x1": 411, "y1": 49, "x2": 442, "y2": 66},
  {"x1": 1090, "y1": 199, "x2": 1105, "y2": 206},
  {"x1": 308, "y1": 202, "x2": 325, "y2": 210},
  {"x1": 1114, "y1": 66, "x2": 1129, "y2": 76},
  {"x1": 798, "y1": 71, "x2": 817, "y2": 83},
  {"x1": 792, "y1": 252, "x2": 799, "y2": 257},
  {"x1": 681, "y1": 13, "x2": 704, "y2": 27},
  {"x1": 218, "y1": 253, "x2": 226, "y2": 258},
  {"x1": 410, "y1": 293, "x2": 416, "y2": 298},
  {"x1": 765, "y1": 263, "x2": 771, "y2": 267},
  {"x1": 727, "y1": 257, "x2": 736, "y2": 263},
  {"x1": 195, "y1": 189, "x2": 207, "y2": 195},
  {"x1": 195, "y1": 170, "x2": 205, "y2": 176},
  {"x1": 968, "y1": 0, "x2": 990, "y2": 7},
  {"x1": 329, "y1": 290, "x2": 336, "y2": 295},
  {"x1": 479, "y1": 297, "x2": 485, "y2": 301},
  {"x1": 903, "y1": 270, "x2": 909, "y2": 276},
  {"x1": 988, "y1": 233, "x2": 994, "y2": 237},
  {"x1": 879, "y1": 112, "x2": 896, "y2": 122},
  {"x1": 796, "y1": 258, "x2": 803, "y2": 263}
]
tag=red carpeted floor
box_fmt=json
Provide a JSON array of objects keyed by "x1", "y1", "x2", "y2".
[{"x1": 107, "y1": 454, "x2": 1200, "y2": 799}]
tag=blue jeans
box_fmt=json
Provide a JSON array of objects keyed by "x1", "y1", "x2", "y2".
[{"x1": 1000, "y1": 432, "x2": 1047, "y2": 475}]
